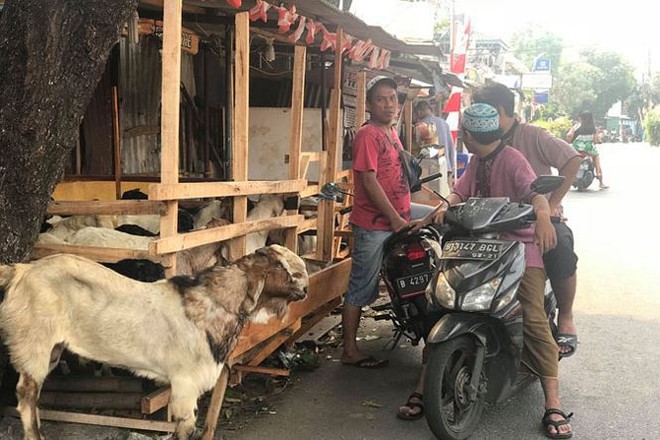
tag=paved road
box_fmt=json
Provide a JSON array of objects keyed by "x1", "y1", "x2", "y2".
[
  {"x1": 1, "y1": 143, "x2": 658, "y2": 440},
  {"x1": 223, "y1": 142, "x2": 660, "y2": 440}
]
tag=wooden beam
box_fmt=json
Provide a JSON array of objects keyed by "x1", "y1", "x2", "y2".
[
  {"x1": 40, "y1": 392, "x2": 142, "y2": 410},
  {"x1": 148, "y1": 179, "x2": 307, "y2": 201},
  {"x1": 159, "y1": 0, "x2": 183, "y2": 276},
  {"x1": 297, "y1": 218, "x2": 318, "y2": 234},
  {"x1": 48, "y1": 200, "x2": 164, "y2": 216},
  {"x1": 1, "y1": 407, "x2": 175, "y2": 433},
  {"x1": 141, "y1": 387, "x2": 171, "y2": 415},
  {"x1": 356, "y1": 71, "x2": 367, "y2": 128},
  {"x1": 233, "y1": 365, "x2": 290, "y2": 377},
  {"x1": 112, "y1": 86, "x2": 122, "y2": 200},
  {"x1": 299, "y1": 184, "x2": 320, "y2": 198},
  {"x1": 404, "y1": 100, "x2": 413, "y2": 152},
  {"x1": 230, "y1": 12, "x2": 250, "y2": 260},
  {"x1": 285, "y1": 44, "x2": 307, "y2": 252},
  {"x1": 149, "y1": 214, "x2": 304, "y2": 255},
  {"x1": 200, "y1": 366, "x2": 229, "y2": 440},
  {"x1": 32, "y1": 244, "x2": 163, "y2": 264},
  {"x1": 42, "y1": 376, "x2": 143, "y2": 393}
]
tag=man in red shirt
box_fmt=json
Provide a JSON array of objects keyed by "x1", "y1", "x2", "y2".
[{"x1": 341, "y1": 76, "x2": 432, "y2": 368}]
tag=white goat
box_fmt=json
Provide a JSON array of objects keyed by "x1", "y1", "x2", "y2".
[
  {"x1": 45, "y1": 215, "x2": 117, "y2": 241},
  {"x1": 193, "y1": 200, "x2": 230, "y2": 230},
  {"x1": 67, "y1": 226, "x2": 154, "y2": 250},
  {"x1": 0, "y1": 245, "x2": 308, "y2": 440},
  {"x1": 245, "y1": 195, "x2": 285, "y2": 255}
]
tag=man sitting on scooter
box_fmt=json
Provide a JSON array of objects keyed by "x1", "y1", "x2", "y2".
[{"x1": 401, "y1": 103, "x2": 573, "y2": 439}]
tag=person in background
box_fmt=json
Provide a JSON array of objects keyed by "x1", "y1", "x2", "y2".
[
  {"x1": 340, "y1": 76, "x2": 434, "y2": 369},
  {"x1": 400, "y1": 103, "x2": 573, "y2": 439},
  {"x1": 472, "y1": 83, "x2": 581, "y2": 359},
  {"x1": 414, "y1": 100, "x2": 455, "y2": 188},
  {"x1": 566, "y1": 110, "x2": 609, "y2": 190}
]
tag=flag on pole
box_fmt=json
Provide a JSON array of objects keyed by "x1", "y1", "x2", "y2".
[{"x1": 443, "y1": 18, "x2": 472, "y2": 148}]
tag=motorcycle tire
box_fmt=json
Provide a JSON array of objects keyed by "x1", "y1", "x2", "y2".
[
  {"x1": 424, "y1": 335, "x2": 486, "y2": 440},
  {"x1": 574, "y1": 170, "x2": 594, "y2": 191}
]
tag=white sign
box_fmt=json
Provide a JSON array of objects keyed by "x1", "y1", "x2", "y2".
[{"x1": 521, "y1": 73, "x2": 553, "y2": 89}]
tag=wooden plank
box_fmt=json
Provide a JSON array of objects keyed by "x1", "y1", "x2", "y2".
[
  {"x1": 244, "y1": 321, "x2": 300, "y2": 368},
  {"x1": 356, "y1": 71, "x2": 367, "y2": 128},
  {"x1": 200, "y1": 366, "x2": 228, "y2": 440},
  {"x1": 299, "y1": 184, "x2": 320, "y2": 198},
  {"x1": 404, "y1": 100, "x2": 413, "y2": 152},
  {"x1": 149, "y1": 214, "x2": 304, "y2": 254},
  {"x1": 112, "y1": 86, "x2": 122, "y2": 200},
  {"x1": 32, "y1": 244, "x2": 163, "y2": 264},
  {"x1": 42, "y1": 376, "x2": 143, "y2": 393},
  {"x1": 230, "y1": 12, "x2": 250, "y2": 260},
  {"x1": 286, "y1": 44, "x2": 307, "y2": 252},
  {"x1": 233, "y1": 365, "x2": 290, "y2": 377},
  {"x1": 48, "y1": 200, "x2": 164, "y2": 216},
  {"x1": 0, "y1": 407, "x2": 176, "y2": 433},
  {"x1": 290, "y1": 297, "x2": 342, "y2": 344},
  {"x1": 298, "y1": 218, "x2": 317, "y2": 234},
  {"x1": 141, "y1": 387, "x2": 171, "y2": 415},
  {"x1": 40, "y1": 392, "x2": 142, "y2": 410},
  {"x1": 159, "y1": 0, "x2": 183, "y2": 277},
  {"x1": 148, "y1": 179, "x2": 307, "y2": 201},
  {"x1": 300, "y1": 151, "x2": 324, "y2": 162},
  {"x1": 336, "y1": 169, "x2": 351, "y2": 179},
  {"x1": 230, "y1": 258, "x2": 351, "y2": 359}
]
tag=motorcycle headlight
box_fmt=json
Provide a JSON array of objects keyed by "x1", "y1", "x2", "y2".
[
  {"x1": 429, "y1": 272, "x2": 455, "y2": 309},
  {"x1": 493, "y1": 287, "x2": 517, "y2": 313},
  {"x1": 461, "y1": 277, "x2": 502, "y2": 312}
]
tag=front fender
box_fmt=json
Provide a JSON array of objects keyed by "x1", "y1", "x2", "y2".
[{"x1": 426, "y1": 313, "x2": 491, "y2": 346}]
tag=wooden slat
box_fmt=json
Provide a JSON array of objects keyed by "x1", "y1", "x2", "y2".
[
  {"x1": 48, "y1": 200, "x2": 163, "y2": 216},
  {"x1": 297, "y1": 218, "x2": 317, "y2": 234},
  {"x1": 40, "y1": 392, "x2": 142, "y2": 410},
  {"x1": 200, "y1": 366, "x2": 229, "y2": 440},
  {"x1": 159, "y1": 0, "x2": 183, "y2": 276},
  {"x1": 336, "y1": 169, "x2": 351, "y2": 179},
  {"x1": 1, "y1": 407, "x2": 175, "y2": 433},
  {"x1": 42, "y1": 376, "x2": 143, "y2": 393},
  {"x1": 300, "y1": 151, "x2": 324, "y2": 161},
  {"x1": 141, "y1": 387, "x2": 171, "y2": 415},
  {"x1": 148, "y1": 179, "x2": 307, "y2": 201},
  {"x1": 149, "y1": 214, "x2": 304, "y2": 255},
  {"x1": 32, "y1": 244, "x2": 163, "y2": 264},
  {"x1": 299, "y1": 184, "x2": 320, "y2": 198},
  {"x1": 112, "y1": 86, "x2": 122, "y2": 200},
  {"x1": 356, "y1": 71, "x2": 367, "y2": 128},
  {"x1": 233, "y1": 365, "x2": 290, "y2": 377},
  {"x1": 230, "y1": 11, "x2": 250, "y2": 260}
]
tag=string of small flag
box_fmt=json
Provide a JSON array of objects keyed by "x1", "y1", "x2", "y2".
[{"x1": 227, "y1": 0, "x2": 391, "y2": 69}]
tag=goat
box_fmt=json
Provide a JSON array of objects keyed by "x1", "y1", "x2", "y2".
[
  {"x1": 245, "y1": 195, "x2": 285, "y2": 255},
  {"x1": 0, "y1": 244, "x2": 308, "y2": 440}
]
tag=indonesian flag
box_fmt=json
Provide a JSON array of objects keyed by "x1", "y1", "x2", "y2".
[
  {"x1": 273, "y1": 4, "x2": 298, "y2": 33},
  {"x1": 227, "y1": 0, "x2": 242, "y2": 8},
  {"x1": 249, "y1": 0, "x2": 271, "y2": 22},
  {"x1": 443, "y1": 17, "x2": 472, "y2": 146}
]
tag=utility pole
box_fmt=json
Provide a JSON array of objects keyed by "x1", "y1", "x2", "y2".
[{"x1": 648, "y1": 47, "x2": 653, "y2": 113}]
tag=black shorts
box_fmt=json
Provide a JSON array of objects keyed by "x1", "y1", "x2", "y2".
[{"x1": 543, "y1": 222, "x2": 578, "y2": 281}]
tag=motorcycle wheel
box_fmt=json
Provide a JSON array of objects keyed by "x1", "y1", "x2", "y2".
[{"x1": 424, "y1": 336, "x2": 486, "y2": 440}]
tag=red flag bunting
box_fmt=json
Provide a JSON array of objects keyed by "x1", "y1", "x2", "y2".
[{"x1": 249, "y1": 0, "x2": 271, "y2": 22}]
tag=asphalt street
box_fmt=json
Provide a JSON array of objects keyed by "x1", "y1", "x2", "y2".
[{"x1": 0, "y1": 142, "x2": 658, "y2": 440}]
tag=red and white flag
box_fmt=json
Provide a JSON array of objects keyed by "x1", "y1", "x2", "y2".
[
  {"x1": 249, "y1": 0, "x2": 271, "y2": 22},
  {"x1": 443, "y1": 17, "x2": 472, "y2": 146}
]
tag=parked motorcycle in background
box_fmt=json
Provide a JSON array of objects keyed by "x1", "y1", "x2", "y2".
[{"x1": 572, "y1": 153, "x2": 595, "y2": 191}]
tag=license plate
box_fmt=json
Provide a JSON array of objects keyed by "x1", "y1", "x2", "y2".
[
  {"x1": 396, "y1": 272, "x2": 432, "y2": 297},
  {"x1": 442, "y1": 239, "x2": 502, "y2": 260}
]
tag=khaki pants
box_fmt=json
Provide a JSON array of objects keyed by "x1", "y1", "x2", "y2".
[{"x1": 518, "y1": 267, "x2": 559, "y2": 379}]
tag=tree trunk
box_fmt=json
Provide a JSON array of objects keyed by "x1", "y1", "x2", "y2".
[{"x1": 0, "y1": 0, "x2": 138, "y2": 264}]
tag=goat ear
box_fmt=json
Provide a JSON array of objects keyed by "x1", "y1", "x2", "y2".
[
  {"x1": 255, "y1": 247, "x2": 272, "y2": 257},
  {"x1": 244, "y1": 277, "x2": 266, "y2": 309}
]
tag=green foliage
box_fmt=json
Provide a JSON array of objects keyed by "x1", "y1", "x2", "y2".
[
  {"x1": 644, "y1": 108, "x2": 660, "y2": 146},
  {"x1": 510, "y1": 26, "x2": 563, "y2": 75},
  {"x1": 552, "y1": 50, "x2": 636, "y2": 120},
  {"x1": 434, "y1": 18, "x2": 450, "y2": 40},
  {"x1": 532, "y1": 116, "x2": 573, "y2": 140}
]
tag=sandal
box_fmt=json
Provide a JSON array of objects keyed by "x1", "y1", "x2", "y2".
[
  {"x1": 542, "y1": 408, "x2": 573, "y2": 439},
  {"x1": 556, "y1": 334, "x2": 578, "y2": 359},
  {"x1": 397, "y1": 392, "x2": 424, "y2": 421}
]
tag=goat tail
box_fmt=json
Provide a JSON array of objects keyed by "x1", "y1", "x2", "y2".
[{"x1": 0, "y1": 265, "x2": 15, "y2": 300}]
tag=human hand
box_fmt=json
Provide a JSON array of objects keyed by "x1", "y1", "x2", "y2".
[
  {"x1": 535, "y1": 217, "x2": 557, "y2": 254},
  {"x1": 390, "y1": 216, "x2": 409, "y2": 233}
]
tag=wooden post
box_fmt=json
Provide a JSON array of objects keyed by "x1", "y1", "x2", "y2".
[
  {"x1": 112, "y1": 86, "x2": 122, "y2": 200},
  {"x1": 229, "y1": 12, "x2": 250, "y2": 260},
  {"x1": 316, "y1": 28, "x2": 343, "y2": 261},
  {"x1": 404, "y1": 100, "x2": 413, "y2": 152},
  {"x1": 285, "y1": 44, "x2": 307, "y2": 252},
  {"x1": 355, "y1": 71, "x2": 367, "y2": 128},
  {"x1": 157, "y1": 0, "x2": 183, "y2": 276},
  {"x1": 201, "y1": 366, "x2": 229, "y2": 440}
]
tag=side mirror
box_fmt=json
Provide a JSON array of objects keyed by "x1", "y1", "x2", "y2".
[
  {"x1": 530, "y1": 175, "x2": 565, "y2": 194},
  {"x1": 418, "y1": 146, "x2": 440, "y2": 161}
]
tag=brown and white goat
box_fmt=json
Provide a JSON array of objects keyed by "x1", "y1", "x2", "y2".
[{"x1": 0, "y1": 244, "x2": 308, "y2": 440}]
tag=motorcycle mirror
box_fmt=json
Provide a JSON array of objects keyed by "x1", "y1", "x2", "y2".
[
  {"x1": 418, "y1": 146, "x2": 440, "y2": 160},
  {"x1": 530, "y1": 175, "x2": 565, "y2": 194}
]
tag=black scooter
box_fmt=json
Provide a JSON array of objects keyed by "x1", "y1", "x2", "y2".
[
  {"x1": 572, "y1": 153, "x2": 595, "y2": 191},
  {"x1": 419, "y1": 175, "x2": 564, "y2": 440}
]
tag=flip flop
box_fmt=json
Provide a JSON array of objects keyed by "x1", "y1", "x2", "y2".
[
  {"x1": 556, "y1": 334, "x2": 578, "y2": 358},
  {"x1": 397, "y1": 392, "x2": 424, "y2": 421},
  {"x1": 342, "y1": 356, "x2": 389, "y2": 369},
  {"x1": 542, "y1": 408, "x2": 573, "y2": 439}
]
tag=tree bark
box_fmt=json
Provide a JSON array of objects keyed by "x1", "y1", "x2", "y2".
[{"x1": 0, "y1": 0, "x2": 138, "y2": 264}]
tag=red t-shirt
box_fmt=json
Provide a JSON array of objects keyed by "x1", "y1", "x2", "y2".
[{"x1": 350, "y1": 124, "x2": 411, "y2": 231}]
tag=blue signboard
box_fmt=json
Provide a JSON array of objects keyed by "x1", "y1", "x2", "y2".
[
  {"x1": 534, "y1": 58, "x2": 551, "y2": 72},
  {"x1": 534, "y1": 90, "x2": 550, "y2": 104}
]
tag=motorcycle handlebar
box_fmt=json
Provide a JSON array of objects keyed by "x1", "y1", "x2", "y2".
[{"x1": 419, "y1": 172, "x2": 443, "y2": 184}]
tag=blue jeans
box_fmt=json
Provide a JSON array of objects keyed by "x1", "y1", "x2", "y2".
[{"x1": 344, "y1": 203, "x2": 435, "y2": 307}]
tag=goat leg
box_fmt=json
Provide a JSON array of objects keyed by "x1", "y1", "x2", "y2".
[{"x1": 16, "y1": 372, "x2": 44, "y2": 440}]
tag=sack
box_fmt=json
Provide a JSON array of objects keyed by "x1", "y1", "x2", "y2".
[{"x1": 398, "y1": 149, "x2": 423, "y2": 193}]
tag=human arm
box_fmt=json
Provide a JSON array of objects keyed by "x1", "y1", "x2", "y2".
[
  {"x1": 532, "y1": 193, "x2": 557, "y2": 254},
  {"x1": 548, "y1": 155, "x2": 580, "y2": 215},
  {"x1": 357, "y1": 170, "x2": 407, "y2": 232},
  {"x1": 409, "y1": 192, "x2": 462, "y2": 232}
]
